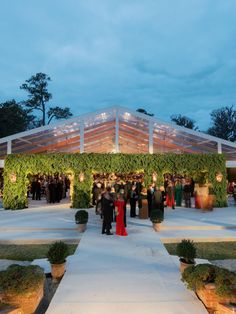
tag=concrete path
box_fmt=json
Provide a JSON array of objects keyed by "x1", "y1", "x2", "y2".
[{"x1": 46, "y1": 211, "x2": 207, "y2": 314}]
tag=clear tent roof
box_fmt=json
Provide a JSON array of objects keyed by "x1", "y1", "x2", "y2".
[{"x1": 0, "y1": 105, "x2": 236, "y2": 161}]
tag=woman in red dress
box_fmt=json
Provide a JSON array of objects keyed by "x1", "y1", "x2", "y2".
[
  {"x1": 115, "y1": 193, "x2": 128, "y2": 236},
  {"x1": 166, "y1": 181, "x2": 175, "y2": 209}
]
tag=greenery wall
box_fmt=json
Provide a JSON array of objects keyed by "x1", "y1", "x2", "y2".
[{"x1": 3, "y1": 153, "x2": 227, "y2": 209}]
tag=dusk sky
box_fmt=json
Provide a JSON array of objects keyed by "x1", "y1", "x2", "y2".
[{"x1": 1, "y1": 0, "x2": 236, "y2": 130}]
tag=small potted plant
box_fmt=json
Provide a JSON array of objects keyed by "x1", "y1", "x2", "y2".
[
  {"x1": 47, "y1": 241, "x2": 69, "y2": 280},
  {"x1": 150, "y1": 210, "x2": 164, "y2": 232},
  {"x1": 0, "y1": 264, "x2": 45, "y2": 314},
  {"x1": 75, "y1": 210, "x2": 89, "y2": 232},
  {"x1": 176, "y1": 239, "x2": 196, "y2": 273}
]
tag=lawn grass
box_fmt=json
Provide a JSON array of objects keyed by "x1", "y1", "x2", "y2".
[
  {"x1": 164, "y1": 241, "x2": 236, "y2": 260},
  {"x1": 0, "y1": 243, "x2": 78, "y2": 261}
]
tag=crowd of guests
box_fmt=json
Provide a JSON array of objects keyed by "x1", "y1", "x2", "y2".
[
  {"x1": 227, "y1": 181, "x2": 236, "y2": 201},
  {"x1": 92, "y1": 175, "x2": 195, "y2": 236},
  {"x1": 29, "y1": 175, "x2": 70, "y2": 203}
]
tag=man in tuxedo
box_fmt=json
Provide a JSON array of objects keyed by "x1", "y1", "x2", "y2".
[{"x1": 101, "y1": 187, "x2": 115, "y2": 235}]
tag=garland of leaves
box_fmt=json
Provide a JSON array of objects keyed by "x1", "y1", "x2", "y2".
[{"x1": 3, "y1": 153, "x2": 227, "y2": 209}]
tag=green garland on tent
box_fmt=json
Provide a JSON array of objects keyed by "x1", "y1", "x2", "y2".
[{"x1": 3, "y1": 153, "x2": 227, "y2": 209}]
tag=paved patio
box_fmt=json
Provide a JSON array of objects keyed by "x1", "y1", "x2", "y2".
[{"x1": 0, "y1": 202, "x2": 236, "y2": 313}]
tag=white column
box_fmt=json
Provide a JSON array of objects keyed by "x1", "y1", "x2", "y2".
[
  {"x1": 80, "y1": 121, "x2": 84, "y2": 153},
  {"x1": 115, "y1": 110, "x2": 119, "y2": 153},
  {"x1": 217, "y1": 142, "x2": 222, "y2": 154},
  {"x1": 7, "y1": 140, "x2": 12, "y2": 154},
  {"x1": 149, "y1": 120, "x2": 153, "y2": 154}
]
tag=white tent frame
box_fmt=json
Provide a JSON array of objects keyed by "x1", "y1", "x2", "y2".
[{"x1": 0, "y1": 105, "x2": 236, "y2": 166}]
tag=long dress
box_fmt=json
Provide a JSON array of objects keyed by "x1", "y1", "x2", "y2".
[
  {"x1": 152, "y1": 190, "x2": 164, "y2": 212},
  {"x1": 130, "y1": 190, "x2": 137, "y2": 217},
  {"x1": 166, "y1": 186, "x2": 175, "y2": 208},
  {"x1": 175, "y1": 183, "x2": 182, "y2": 206},
  {"x1": 115, "y1": 200, "x2": 128, "y2": 236}
]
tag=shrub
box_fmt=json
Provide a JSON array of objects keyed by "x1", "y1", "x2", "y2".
[
  {"x1": 215, "y1": 267, "x2": 236, "y2": 297},
  {"x1": 0, "y1": 264, "x2": 44, "y2": 295},
  {"x1": 75, "y1": 210, "x2": 89, "y2": 224},
  {"x1": 150, "y1": 210, "x2": 164, "y2": 223},
  {"x1": 47, "y1": 241, "x2": 69, "y2": 264},
  {"x1": 182, "y1": 263, "x2": 215, "y2": 290},
  {"x1": 182, "y1": 263, "x2": 236, "y2": 297},
  {"x1": 72, "y1": 188, "x2": 90, "y2": 208},
  {"x1": 176, "y1": 239, "x2": 196, "y2": 264}
]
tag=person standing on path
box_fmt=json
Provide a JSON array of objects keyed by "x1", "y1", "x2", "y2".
[
  {"x1": 183, "y1": 180, "x2": 192, "y2": 208},
  {"x1": 175, "y1": 179, "x2": 182, "y2": 206},
  {"x1": 147, "y1": 184, "x2": 154, "y2": 217},
  {"x1": 166, "y1": 181, "x2": 175, "y2": 209},
  {"x1": 152, "y1": 187, "x2": 164, "y2": 213},
  {"x1": 115, "y1": 193, "x2": 128, "y2": 236},
  {"x1": 130, "y1": 185, "x2": 138, "y2": 217},
  {"x1": 101, "y1": 187, "x2": 114, "y2": 235}
]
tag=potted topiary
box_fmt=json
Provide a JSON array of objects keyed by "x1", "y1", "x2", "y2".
[
  {"x1": 47, "y1": 241, "x2": 69, "y2": 281},
  {"x1": 150, "y1": 210, "x2": 164, "y2": 232},
  {"x1": 176, "y1": 239, "x2": 196, "y2": 273},
  {"x1": 0, "y1": 264, "x2": 45, "y2": 314},
  {"x1": 182, "y1": 264, "x2": 236, "y2": 312},
  {"x1": 75, "y1": 210, "x2": 89, "y2": 232}
]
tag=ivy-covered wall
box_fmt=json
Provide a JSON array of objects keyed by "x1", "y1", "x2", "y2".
[{"x1": 3, "y1": 153, "x2": 227, "y2": 209}]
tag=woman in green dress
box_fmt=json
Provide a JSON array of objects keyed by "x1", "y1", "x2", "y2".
[{"x1": 175, "y1": 180, "x2": 182, "y2": 206}]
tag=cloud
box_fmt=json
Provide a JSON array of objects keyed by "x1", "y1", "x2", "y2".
[{"x1": 0, "y1": 0, "x2": 236, "y2": 130}]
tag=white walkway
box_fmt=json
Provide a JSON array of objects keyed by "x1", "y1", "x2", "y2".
[{"x1": 46, "y1": 211, "x2": 207, "y2": 314}]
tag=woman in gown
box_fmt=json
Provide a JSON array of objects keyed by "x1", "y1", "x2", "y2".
[
  {"x1": 166, "y1": 181, "x2": 175, "y2": 209},
  {"x1": 115, "y1": 193, "x2": 128, "y2": 236},
  {"x1": 175, "y1": 179, "x2": 182, "y2": 206}
]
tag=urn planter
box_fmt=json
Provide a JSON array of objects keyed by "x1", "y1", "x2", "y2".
[
  {"x1": 152, "y1": 222, "x2": 161, "y2": 232},
  {"x1": 75, "y1": 210, "x2": 89, "y2": 232},
  {"x1": 179, "y1": 258, "x2": 195, "y2": 274},
  {"x1": 182, "y1": 264, "x2": 236, "y2": 313},
  {"x1": 176, "y1": 239, "x2": 196, "y2": 273},
  {"x1": 47, "y1": 241, "x2": 69, "y2": 281},
  {"x1": 2, "y1": 283, "x2": 44, "y2": 314},
  {"x1": 51, "y1": 262, "x2": 66, "y2": 280},
  {"x1": 0, "y1": 265, "x2": 45, "y2": 314},
  {"x1": 217, "y1": 302, "x2": 236, "y2": 314},
  {"x1": 77, "y1": 223, "x2": 87, "y2": 233},
  {"x1": 196, "y1": 284, "x2": 236, "y2": 312}
]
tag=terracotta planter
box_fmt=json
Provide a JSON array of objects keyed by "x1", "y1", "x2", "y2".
[
  {"x1": 77, "y1": 223, "x2": 87, "y2": 232},
  {"x1": 196, "y1": 284, "x2": 236, "y2": 312},
  {"x1": 51, "y1": 262, "x2": 66, "y2": 280},
  {"x1": 153, "y1": 222, "x2": 161, "y2": 232},
  {"x1": 206, "y1": 195, "x2": 215, "y2": 211},
  {"x1": 1, "y1": 280, "x2": 44, "y2": 314},
  {"x1": 217, "y1": 303, "x2": 236, "y2": 314},
  {"x1": 179, "y1": 259, "x2": 195, "y2": 274}
]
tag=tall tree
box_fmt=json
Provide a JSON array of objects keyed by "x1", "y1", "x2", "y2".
[
  {"x1": 20, "y1": 72, "x2": 72, "y2": 126},
  {"x1": 171, "y1": 114, "x2": 198, "y2": 130},
  {"x1": 207, "y1": 105, "x2": 236, "y2": 142},
  {"x1": 136, "y1": 108, "x2": 154, "y2": 116},
  {"x1": 0, "y1": 100, "x2": 29, "y2": 138}
]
